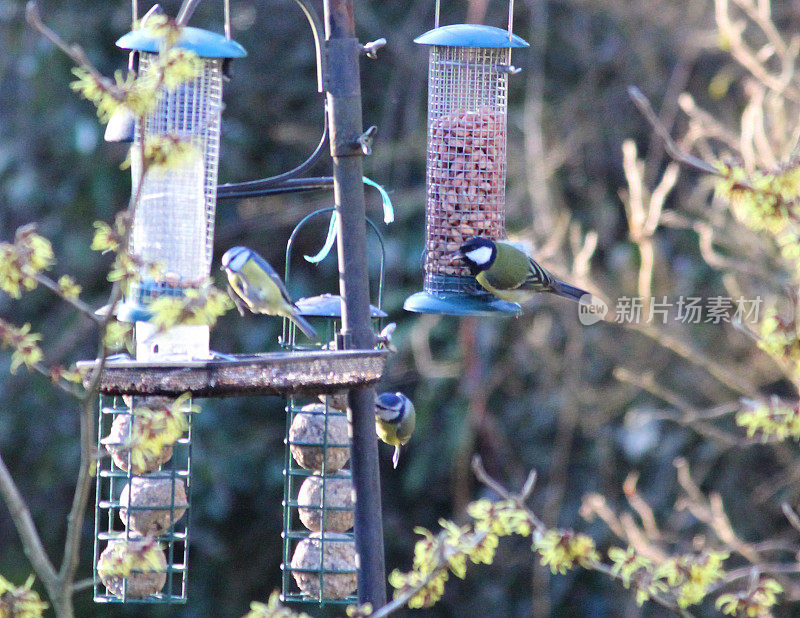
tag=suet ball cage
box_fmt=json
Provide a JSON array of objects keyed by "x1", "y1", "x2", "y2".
[
  {"x1": 280, "y1": 210, "x2": 387, "y2": 605},
  {"x1": 93, "y1": 394, "x2": 196, "y2": 604}
]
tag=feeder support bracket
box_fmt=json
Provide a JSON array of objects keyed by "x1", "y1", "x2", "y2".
[
  {"x1": 360, "y1": 37, "x2": 387, "y2": 59},
  {"x1": 355, "y1": 125, "x2": 377, "y2": 156}
]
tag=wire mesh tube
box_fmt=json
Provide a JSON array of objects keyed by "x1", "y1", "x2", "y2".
[
  {"x1": 281, "y1": 316, "x2": 358, "y2": 605},
  {"x1": 130, "y1": 55, "x2": 223, "y2": 285},
  {"x1": 424, "y1": 45, "x2": 510, "y2": 294}
]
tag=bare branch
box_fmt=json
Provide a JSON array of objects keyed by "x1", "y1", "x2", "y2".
[
  {"x1": 781, "y1": 503, "x2": 800, "y2": 535},
  {"x1": 0, "y1": 452, "x2": 59, "y2": 600},
  {"x1": 628, "y1": 86, "x2": 721, "y2": 175},
  {"x1": 33, "y1": 273, "x2": 102, "y2": 324},
  {"x1": 623, "y1": 472, "x2": 662, "y2": 540}
]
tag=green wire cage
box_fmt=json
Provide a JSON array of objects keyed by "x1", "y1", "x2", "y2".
[
  {"x1": 93, "y1": 394, "x2": 196, "y2": 604},
  {"x1": 280, "y1": 209, "x2": 386, "y2": 605}
]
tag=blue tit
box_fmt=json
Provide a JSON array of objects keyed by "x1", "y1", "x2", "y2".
[
  {"x1": 220, "y1": 246, "x2": 317, "y2": 339},
  {"x1": 456, "y1": 237, "x2": 589, "y2": 304},
  {"x1": 375, "y1": 392, "x2": 415, "y2": 469}
]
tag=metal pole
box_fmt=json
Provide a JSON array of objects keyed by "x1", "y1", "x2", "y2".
[{"x1": 322, "y1": 0, "x2": 387, "y2": 608}]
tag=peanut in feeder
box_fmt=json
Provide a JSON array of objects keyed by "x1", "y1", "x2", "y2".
[{"x1": 404, "y1": 1, "x2": 529, "y2": 316}]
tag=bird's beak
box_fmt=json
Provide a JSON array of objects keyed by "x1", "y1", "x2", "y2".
[{"x1": 448, "y1": 250, "x2": 464, "y2": 265}]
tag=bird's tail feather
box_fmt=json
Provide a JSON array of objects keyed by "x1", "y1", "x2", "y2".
[
  {"x1": 291, "y1": 313, "x2": 317, "y2": 339},
  {"x1": 393, "y1": 445, "x2": 401, "y2": 469},
  {"x1": 553, "y1": 280, "x2": 590, "y2": 302}
]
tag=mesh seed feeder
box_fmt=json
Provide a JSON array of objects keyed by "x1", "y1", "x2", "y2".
[
  {"x1": 404, "y1": 2, "x2": 528, "y2": 316},
  {"x1": 115, "y1": 17, "x2": 246, "y2": 360}
]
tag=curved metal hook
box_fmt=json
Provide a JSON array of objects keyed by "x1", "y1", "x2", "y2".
[
  {"x1": 284, "y1": 207, "x2": 386, "y2": 313},
  {"x1": 217, "y1": 105, "x2": 329, "y2": 197},
  {"x1": 292, "y1": 0, "x2": 326, "y2": 93},
  {"x1": 216, "y1": 0, "x2": 328, "y2": 197}
]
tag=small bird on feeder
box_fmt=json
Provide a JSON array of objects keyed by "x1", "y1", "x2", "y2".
[
  {"x1": 375, "y1": 391, "x2": 415, "y2": 469},
  {"x1": 455, "y1": 237, "x2": 589, "y2": 305},
  {"x1": 220, "y1": 246, "x2": 317, "y2": 339}
]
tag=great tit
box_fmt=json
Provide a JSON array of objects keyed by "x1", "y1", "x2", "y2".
[
  {"x1": 456, "y1": 237, "x2": 589, "y2": 304},
  {"x1": 375, "y1": 391, "x2": 415, "y2": 468},
  {"x1": 220, "y1": 246, "x2": 317, "y2": 339}
]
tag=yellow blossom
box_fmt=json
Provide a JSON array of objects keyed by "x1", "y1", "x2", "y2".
[
  {"x1": 0, "y1": 227, "x2": 54, "y2": 298},
  {"x1": 0, "y1": 320, "x2": 43, "y2": 374},
  {"x1": 149, "y1": 283, "x2": 233, "y2": 331},
  {"x1": 0, "y1": 574, "x2": 48, "y2": 618},
  {"x1": 716, "y1": 578, "x2": 782, "y2": 617},
  {"x1": 534, "y1": 530, "x2": 599, "y2": 575},
  {"x1": 58, "y1": 275, "x2": 81, "y2": 300},
  {"x1": 243, "y1": 591, "x2": 310, "y2": 618}
]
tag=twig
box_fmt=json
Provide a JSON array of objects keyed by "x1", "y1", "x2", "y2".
[
  {"x1": 781, "y1": 503, "x2": 800, "y2": 535},
  {"x1": 580, "y1": 493, "x2": 627, "y2": 539},
  {"x1": 631, "y1": 324, "x2": 756, "y2": 396},
  {"x1": 33, "y1": 273, "x2": 102, "y2": 324},
  {"x1": 708, "y1": 562, "x2": 800, "y2": 594},
  {"x1": 678, "y1": 93, "x2": 743, "y2": 153},
  {"x1": 714, "y1": 0, "x2": 800, "y2": 101},
  {"x1": 71, "y1": 578, "x2": 94, "y2": 593},
  {"x1": 26, "y1": 3, "x2": 103, "y2": 82},
  {"x1": 367, "y1": 568, "x2": 444, "y2": 618},
  {"x1": 623, "y1": 472, "x2": 661, "y2": 540},
  {"x1": 628, "y1": 86, "x2": 721, "y2": 176},
  {"x1": 471, "y1": 455, "x2": 538, "y2": 507},
  {"x1": 589, "y1": 561, "x2": 697, "y2": 618},
  {"x1": 368, "y1": 530, "x2": 491, "y2": 618},
  {"x1": 471, "y1": 458, "x2": 694, "y2": 617},
  {"x1": 613, "y1": 368, "x2": 748, "y2": 446},
  {"x1": 410, "y1": 314, "x2": 461, "y2": 379},
  {"x1": 0, "y1": 452, "x2": 60, "y2": 604},
  {"x1": 674, "y1": 458, "x2": 761, "y2": 563}
]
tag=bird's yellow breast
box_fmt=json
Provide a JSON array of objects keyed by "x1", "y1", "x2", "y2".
[
  {"x1": 476, "y1": 272, "x2": 532, "y2": 304},
  {"x1": 376, "y1": 419, "x2": 401, "y2": 446}
]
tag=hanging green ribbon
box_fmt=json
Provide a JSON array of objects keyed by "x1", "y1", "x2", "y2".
[
  {"x1": 304, "y1": 176, "x2": 394, "y2": 263},
  {"x1": 363, "y1": 175, "x2": 394, "y2": 224}
]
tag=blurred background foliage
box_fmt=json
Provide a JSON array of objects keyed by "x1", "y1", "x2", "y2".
[{"x1": 1, "y1": 0, "x2": 799, "y2": 615}]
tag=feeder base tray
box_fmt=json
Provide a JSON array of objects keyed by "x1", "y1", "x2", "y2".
[
  {"x1": 404, "y1": 291, "x2": 521, "y2": 316},
  {"x1": 77, "y1": 350, "x2": 389, "y2": 397}
]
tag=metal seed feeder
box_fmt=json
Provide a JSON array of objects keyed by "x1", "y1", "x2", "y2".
[
  {"x1": 404, "y1": 0, "x2": 528, "y2": 316},
  {"x1": 115, "y1": 8, "x2": 246, "y2": 361}
]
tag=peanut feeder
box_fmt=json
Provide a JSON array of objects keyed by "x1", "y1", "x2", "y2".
[{"x1": 404, "y1": 11, "x2": 529, "y2": 316}]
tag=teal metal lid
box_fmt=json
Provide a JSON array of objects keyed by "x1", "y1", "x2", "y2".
[
  {"x1": 414, "y1": 24, "x2": 529, "y2": 48},
  {"x1": 117, "y1": 26, "x2": 247, "y2": 58}
]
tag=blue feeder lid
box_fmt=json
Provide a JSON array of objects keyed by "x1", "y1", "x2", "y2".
[
  {"x1": 117, "y1": 26, "x2": 247, "y2": 58},
  {"x1": 414, "y1": 24, "x2": 529, "y2": 48}
]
